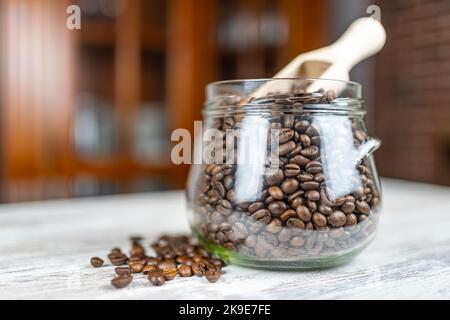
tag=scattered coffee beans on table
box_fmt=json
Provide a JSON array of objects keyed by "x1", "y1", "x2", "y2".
[{"x1": 90, "y1": 235, "x2": 225, "y2": 289}]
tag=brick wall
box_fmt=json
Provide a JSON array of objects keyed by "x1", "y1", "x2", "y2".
[{"x1": 374, "y1": 0, "x2": 450, "y2": 185}]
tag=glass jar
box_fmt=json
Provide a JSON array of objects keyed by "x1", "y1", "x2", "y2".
[{"x1": 186, "y1": 78, "x2": 382, "y2": 269}]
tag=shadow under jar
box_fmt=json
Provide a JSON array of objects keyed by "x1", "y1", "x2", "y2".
[{"x1": 186, "y1": 78, "x2": 382, "y2": 269}]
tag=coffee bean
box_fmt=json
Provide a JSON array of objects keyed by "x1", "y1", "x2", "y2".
[
  {"x1": 294, "y1": 120, "x2": 310, "y2": 133},
  {"x1": 279, "y1": 141, "x2": 296, "y2": 156},
  {"x1": 163, "y1": 268, "x2": 178, "y2": 281},
  {"x1": 299, "y1": 134, "x2": 311, "y2": 147},
  {"x1": 296, "y1": 205, "x2": 312, "y2": 222},
  {"x1": 280, "y1": 209, "x2": 296, "y2": 222},
  {"x1": 290, "y1": 155, "x2": 310, "y2": 166},
  {"x1": 312, "y1": 212, "x2": 327, "y2": 227},
  {"x1": 281, "y1": 178, "x2": 299, "y2": 194},
  {"x1": 178, "y1": 264, "x2": 193, "y2": 277},
  {"x1": 305, "y1": 161, "x2": 322, "y2": 174},
  {"x1": 148, "y1": 270, "x2": 165, "y2": 286},
  {"x1": 111, "y1": 275, "x2": 133, "y2": 289},
  {"x1": 266, "y1": 218, "x2": 282, "y2": 233},
  {"x1": 251, "y1": 209, "x2": 271, "y2": 224},
  {"x1": 356, "y1": 200, "x2": 371, "y2": 214},
  {"x1": 306, "y1": 190, "x2": 320, "y2": 201},
  {"x1": 328, "y1": 211, "x2": 347, "y2": 227},
  {"x1": 129, "y1": 262, "x2": 144, "y2": 273},
  {"x1": 248, "y1": 201, "x2": 265, "y2": 213},
  {"x1": 346, "y1": 213, "x2": 358, "y2": 226},
  {"x1": 286, "y1": 218, "x2": 305, "y2": 229},
  {"x1": 301, "y1": 146, "x2": 319, "y2": 159},
  {"x1": 142, "y1": 265, "x2": 157, "y2": 275},
  {"x1": 300, "y1": 181, "x2": 320, "y2": 191},
  {"x1": 277, "y1": 128, "x2": 295, "y2": 144},
  {"x1": 157, "y1": 260, "x2": 177, "y2": 271},
  {"x1": 265, "y1": 169, "x2": 284, "y2": 186},
  {"x1": 284, "y1": 163, "x2": 301, "y2": 177},
  {"x1": 342, "y1": 201, "x2": 356, "y2": 214},
  {"x1": 268, "y1": 201, "x2": 288, "y2": 216},
  {"x1": 297, "y1": 173, "x2": 313, "y2": 182},
  {"x1": 191, "y1": 262, "x2": 206, "y2": 277},
  {"x1": 90, "y1": 257, "x2": 104, "y2": 268},
  {"x1": 205, "y1": 269, "x2": 221, "y2": 283},
  {"x1": 268, "y1": 186, "x2": 284, "y2": 200}
]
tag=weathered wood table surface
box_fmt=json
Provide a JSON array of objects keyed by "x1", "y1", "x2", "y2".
[{"x1": 0, "y1": 178, "x2": 449, "y2": 300}]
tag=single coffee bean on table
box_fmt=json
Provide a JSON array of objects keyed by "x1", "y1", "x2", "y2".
[{"x1": 90, "y1": 257, "x2": 104, "y2": 268}]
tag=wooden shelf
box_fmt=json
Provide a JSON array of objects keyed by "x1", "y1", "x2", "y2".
[{"x1": 80, "y1": 19, "x2": 166, "y2": 51}]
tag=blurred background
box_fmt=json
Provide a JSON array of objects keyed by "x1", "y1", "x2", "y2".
[{"x1": 0, "y1": 0, "x2": 448, "y2": 202}]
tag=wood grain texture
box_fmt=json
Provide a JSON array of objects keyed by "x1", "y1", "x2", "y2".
[{"x1": 0, "y1": 178, "x2": 449, "y2": 300}]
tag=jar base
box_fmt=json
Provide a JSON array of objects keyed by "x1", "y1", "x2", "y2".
[{"x1": 194, "y1": 229, "x2": 376, "y2": 270}]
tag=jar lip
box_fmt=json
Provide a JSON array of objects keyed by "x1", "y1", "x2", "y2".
[
  {"x1": 205, "y1": 78, "x2": 364, "y2": 115},
  {"x1": 207, "y1": 77, "x2": 362, "y2": 90}
]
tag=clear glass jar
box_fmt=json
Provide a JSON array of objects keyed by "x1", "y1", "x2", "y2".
[{"x1": 186, "y1": 78, "x2": 382, "y2": 269}]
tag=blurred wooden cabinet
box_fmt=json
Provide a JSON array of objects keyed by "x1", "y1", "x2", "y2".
[{"x1": 0, "y1": 0, "x2": 326, "y2": 202}]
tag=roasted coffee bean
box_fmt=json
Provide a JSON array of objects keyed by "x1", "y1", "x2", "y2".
[
  {"x1": 268, "y1": 201, "x2": 288, "y2": 216},
  {"x1": 305, "y1": 161, "x2": 322, "y2": 174},
  {"x1": 163, "y1": 268, "x2": 178, "y2": 281},
  {"x1": 265, "y1": 169, "x2": 284, "y2": 186},
  {"x1": 280, "y1": 209, "x2": 297, "y2": 222},
  {"x1": 192, "y1": 262, "x2": 206, "y2": 277},
  {"x1": 281, "y1": 178, "x2": 299, "y2": 194},
  {"x1": 300, "y1": 181, "x2": 320, "y2": 191},
  {"x1": 290, "y1": 155, "x2": 310, "y2": 166},
  {"x1": 277, "y1": 129, "x2": 295, "y2": 144},
  {"x1": 223, "y1": 176, "x2": 234, "y2": 190},
  {"x1": 90, "y1": 257, "x2": 104, "y2": 268},
  {"x1": 268, "y1": 186, "x2": 284, "y2": 200},
  {"x1": 305, "y1": 125, "x2": 319, "y2": 137},
  {"x1": 318, "y1": 204, "x2": 333, "y2": 215},
  {"x1": 205, "y1": 269, "x2": 221, "y2": 283},
  {"x1": 299, "y1": 134, "x2": 311, "y2": 147},
  {"x1": 346, "y1": 213, "x2": 358, "y2": 226},
  {"x1": 328, "y1": 211, "x2": 347, "y2": 227},
  {"x1": 296, "y1": 205, "x2": 312, "y2": 222},
  {"x1": 142, "y1": 265, "x2": 157, "y2": 275},
  {"x1": 286, "y1": 218, "x2": 305, "y2": 229},
  {"x1": 284, "y1": 163, "x2": 301, "y2": 177},
  {"x1": 157, "y1": 260, "x2": 177, "y2": 271},
  {"x1": 312, "y1": 212, "x2": 327, "y2": 227},
  {"x1": 178, "y1": 264, "x2": 193, "y2": 277},
  {"x1": 115, "y1": 267, "x2": 132, "y2": 276},
  {"x1": 230, "y1": 222, "x2": 248, "y2": 240},
  {"x1": 297, "y1": 173, "x2": 313, "y2": 182},
  {"x1": 251, "y1": 209, "x2": 271, "y2": 224},
  {"x1": 342, "y1": 201, "x2": 356, "y2": 214},
  {"x1": 148, "y1": 270, "x2": 165, "y2": 286},
  {"x1": 212, "y1": 181, "x2": 226, "y2": 198},
  {"x1": 306, "y1": 191, "x2": 320, "y2": 201},
  {"x1": 294, "y1": 120, "x2": 310, "y2": 133},
  {"x1": 279, "y1": 141, "x2": 296, "y2": 156},
  {"x1": 109, "y1": 253, "x2": 129, "y2": 266},
  {"x1": 356, "y1": 200, "x2": 371, "y2": 214},
  {"x1": 266, "y1": 218, "x2": 282, "y2": 233},
  {"x1": 301, "y1": 146, "x2": 319, "y2": 159},
  {"x1": 111, "y1": 275, "x2": 132, "y2": 289},
  {"x1": 248, "y1": 201, "x2": 265, "y2": 213},
  {"x1": 129, "y1": 262, "x2": 144, "y2": 273}
]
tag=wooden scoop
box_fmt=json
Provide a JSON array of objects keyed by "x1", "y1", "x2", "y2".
[{"x1": 251, "y1": 17, "x2": 386, "y2": 98}]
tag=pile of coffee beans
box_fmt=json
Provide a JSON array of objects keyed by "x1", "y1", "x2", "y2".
[
  {"x1": 90, "y1": 235, "x2": 225, "y2": 289},
  {"x1": 192, "y1": 88, "x2": 381, "y2": 261}
]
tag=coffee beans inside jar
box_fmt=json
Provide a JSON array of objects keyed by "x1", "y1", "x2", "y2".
[
  {"x1": 90, "y1": 235, "x2": 226, "y2": 289},
  {"x1": 190, "y1": 86, "x2": 381, "y2": 267}
]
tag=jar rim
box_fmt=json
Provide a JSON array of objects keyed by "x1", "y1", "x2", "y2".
[
  {"x1": 207, "y1": 77, "x2": 362, "y2": 90},
  {"x1": 204, "y1": 78, "x2": 364, "y2": 116}
]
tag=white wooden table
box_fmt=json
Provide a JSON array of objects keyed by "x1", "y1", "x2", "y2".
[{"x1": 0, "y1": 178, "x2": 449, "y2": 300}]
